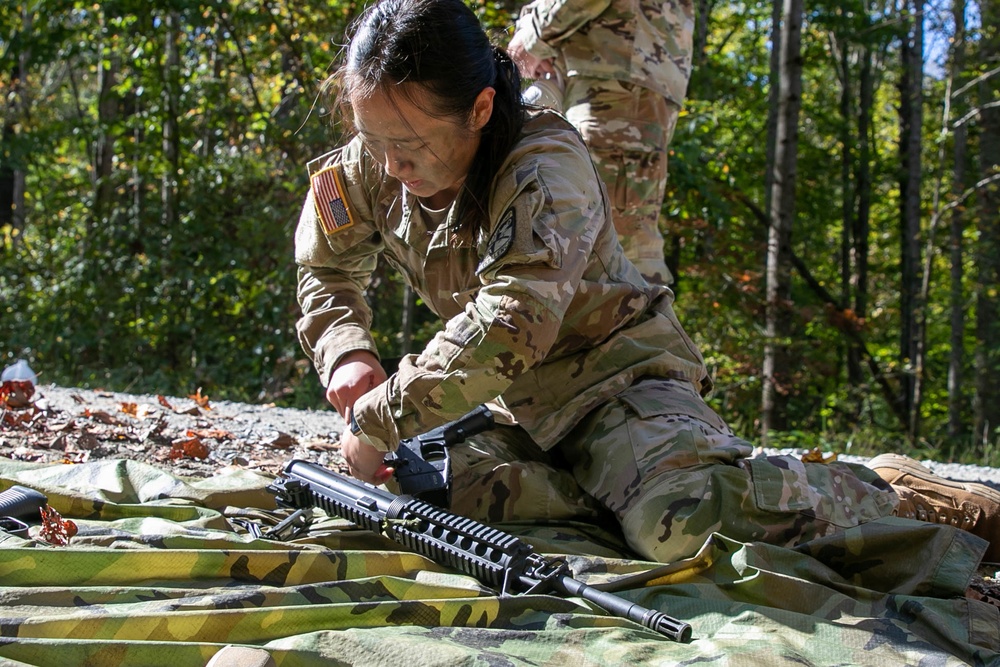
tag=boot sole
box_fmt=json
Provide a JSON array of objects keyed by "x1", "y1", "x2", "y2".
[{"x1": 867, "y1": 453, "x2": 1000, "y2": 503}]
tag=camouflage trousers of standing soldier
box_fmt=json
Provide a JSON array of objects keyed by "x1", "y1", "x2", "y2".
[
  {"x1": 449, "y1": 377, "x2": 900, "y2": 563},
  {"x1": 563, "y1": 76, "x2": 679, "y2": 286}
]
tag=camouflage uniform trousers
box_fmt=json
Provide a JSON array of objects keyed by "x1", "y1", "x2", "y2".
[
  {"x1": 564, "y1": 76, "x2": 680, "y2": 286},
  {"x1": 449, "y1": 377, "x2": 900, "y2": 563}
]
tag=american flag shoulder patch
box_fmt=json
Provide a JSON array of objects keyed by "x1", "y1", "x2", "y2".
[{"x1": 310, "y1": 165, "x2": 356, "y2": 235}]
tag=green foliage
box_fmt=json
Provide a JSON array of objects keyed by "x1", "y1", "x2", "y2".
[{"x1": 0, "y1": 1, "x2": 996, "y2": 467}]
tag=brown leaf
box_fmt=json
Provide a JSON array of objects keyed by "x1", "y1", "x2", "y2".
[
  {"x1": 75, "y1": 433, "x2": 100, "y2": 450},
  {"x1": 46, "y1": 421, "x2": 75, "y2": 433},
  {"x1": 169, "y1": 436, "x2": 210, "y2": 460},
  {"x1": 39, "y1": 505, "x2": 77, "y2": 546},
  {"x1": 0, "y1": 380, "x2": 35, "y2": 409},
  {"x1": 1, "y1": 411, "x2": 33, "y2": 427},
  {"x1": 84, "y1": 410, "x2": 121, "y2": 426},
  {"x1": 305, "y1": 438, "x2": 338, "y2": 452},
  {"x1": 157, "y1": 395, "x2": 174, "y2": 409},
  {"x1": 188, "y1": 387, "x2": 212, "y2": 410},
  {"x1": 801, "y1": 447, "x2": 837, "y2": 464},
  {"x1": 134, "y1": 404, "x2": 157, "y2": 420},
  {"x1": 263, "y1": 432, "x2": 297, "y2": 449},
  {"x1": 187, "y1": 428, "x2": 233, "y2": 441}
]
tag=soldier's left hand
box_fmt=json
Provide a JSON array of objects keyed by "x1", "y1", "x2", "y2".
[{"x1": 342, "y1": 422, "x2": 395, "y2": 486}]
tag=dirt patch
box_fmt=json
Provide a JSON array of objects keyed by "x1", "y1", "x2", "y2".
[{"x1": 0, "y1": 382, "x2": 349, "y2": 478}]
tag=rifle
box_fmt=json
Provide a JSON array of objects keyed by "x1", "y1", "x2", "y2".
[
  {"x1": 387, "y1": 404, "x2": 495, "y2": 507},
  {"x1": 0, "y1": 484, "x2": 48, "y2": 538},
  {"x1": 268, "y1": 459, "x2": 693, "y2": 642}
]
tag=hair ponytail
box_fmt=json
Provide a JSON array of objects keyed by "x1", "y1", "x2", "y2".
[{"x1": 459, "y1": 45, "x2": 524, "y2": 233}]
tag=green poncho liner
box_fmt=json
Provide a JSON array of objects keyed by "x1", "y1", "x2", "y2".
[{"x1": 0, "y1": 458, "x2": 996, "y2": 667}]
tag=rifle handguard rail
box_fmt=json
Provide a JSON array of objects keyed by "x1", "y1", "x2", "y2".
[{"x1": 269, "y1": 459, "x2": 692, "y2": 642}]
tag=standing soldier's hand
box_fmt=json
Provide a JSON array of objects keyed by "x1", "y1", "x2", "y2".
[{"x1": 507, "y1": 33, "x2": 555, "y2": 79}]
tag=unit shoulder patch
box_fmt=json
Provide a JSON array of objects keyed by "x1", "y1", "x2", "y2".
[
  {"x1": 477, "y1": 208, "x2": 516, "y2": 273},
  {"x1": 310, "y1": 165, "x2": 356, "y2": 235}
]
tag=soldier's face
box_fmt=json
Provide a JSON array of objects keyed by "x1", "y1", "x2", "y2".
[{"x1": 351, "y1": 84, "x2": 495, "y2": 209}]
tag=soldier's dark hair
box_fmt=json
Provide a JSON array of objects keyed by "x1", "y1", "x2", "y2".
[{"x1": 333, "y1": 0, "x2": 524, "y2": 232}]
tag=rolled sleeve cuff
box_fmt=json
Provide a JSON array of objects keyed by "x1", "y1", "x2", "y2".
[
  {"x1": 314, "y1": 324, "x2": 380, "y2": 388},
  {"x1": 352, "y1": 381, "x2": 401, "y2": 453}
]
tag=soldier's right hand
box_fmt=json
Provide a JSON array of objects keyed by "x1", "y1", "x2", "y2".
[{"x1": 326, "y1": 350, "x2": 387, "y2": 417}]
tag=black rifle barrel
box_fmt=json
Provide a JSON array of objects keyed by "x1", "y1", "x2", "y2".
[{"x1": 270, "y1": 460, "x2": 692, "y2": 642}]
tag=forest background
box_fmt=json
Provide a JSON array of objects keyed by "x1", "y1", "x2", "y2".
[{"x1": 2, "y1": 0, "x2": 998, "y2": 465}]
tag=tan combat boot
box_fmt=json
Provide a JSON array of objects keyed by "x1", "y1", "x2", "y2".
[{"x1": 867, "y1": 453, "x2": 1000, "y2": 564}]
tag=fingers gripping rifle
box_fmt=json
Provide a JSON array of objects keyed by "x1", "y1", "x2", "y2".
[
  {"x1": 267, "y1": 460, "x2": 693, "y2": 642},
  {"x1": 387, "y1": 404, "x2": 495, "y2": 507}
]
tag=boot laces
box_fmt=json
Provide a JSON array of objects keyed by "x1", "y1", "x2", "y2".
[{"x1": 896, "y1": 495, "x2": 977, "y2": 530}]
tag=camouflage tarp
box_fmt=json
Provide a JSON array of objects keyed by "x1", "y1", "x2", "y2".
[{"x1": 0, "y1": 458, "x2": 997, "y2": 667}]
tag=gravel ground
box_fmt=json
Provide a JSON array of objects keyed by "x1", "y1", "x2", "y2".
[
  {"x1": 4, "y1": 382, "x2": 1000, "y2": 488},
  {"x1": 0, "y1": 382, "x2": 350, "y2": 479}
]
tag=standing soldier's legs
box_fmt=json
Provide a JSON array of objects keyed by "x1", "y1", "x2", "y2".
[
  {"x1": 564, "y1": 77, "x2": 678, "y2": 285},
  {"x1": 558, "y1": 377, "x2": 899, "y2": 563}
]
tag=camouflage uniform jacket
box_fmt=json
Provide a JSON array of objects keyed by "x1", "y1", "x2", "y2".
[
  {"x1": 295, "y1": 111, "x2": 708, "y2": 453},
  {"x1": 512, "y1": 0, "x2": 694, "y2": 106}
]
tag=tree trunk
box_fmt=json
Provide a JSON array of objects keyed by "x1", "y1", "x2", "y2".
[
  {"x1": 0, "y1": 122, "x2": 15, "y2": 237},
  {"x1": 92, "y1": 53, "x2": 119, "y2": 230},
  {"x1": 763, "y1": 0, "x2": 783, "y2": 215},
  {"x1": 973, "y1": 0, "x2": 1000, "y2": 449},
  {"x1": 1, "y1": 6, "x2": 31, "y2": 247},
  {"x1": 162, "y1": 11, "x2": 181, "y2": 230},
  {"x1": 947, "y1": 0, "x2": 968, "y2": 439},
  {"x1": 835, "y1": 35, "x2": 856, "y2": 416},
  {"x1": 850, "y1": 42, "x2": 875, "y2": 390},
  {"x1": 761, "y1": 0, "x2": 803, "y2": 441},
  {"x1": 898, "y1": 0, "x2": 924, "y2": 438}
]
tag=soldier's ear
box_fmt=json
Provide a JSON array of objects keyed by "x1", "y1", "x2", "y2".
[{"x1": 470, "y1": 87, "x2": 495, "y2": 132}]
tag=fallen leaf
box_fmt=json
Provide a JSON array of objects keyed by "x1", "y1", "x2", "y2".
[
  {"x1": 169, "y1": 436, "x2": 210, "y2": 460},
  {"x1": 188, "y1": 388, "x2": 212, "y2": 410},
  {"x1": 75, "y1": 433, "x2": 100, "y2": 450},
  {"x1": 84, "y1": 410, "x2": 122, "y2": 426},
  {"x1": 1, "y1": 411, "x2": 33, "y2": 427},
  {"x1": 39, "y1": 505, "x2": 78, "y2": 546},
  {"x1": 801, "y1": 447, "x2": 837, "y2": 464},
  {"x1": 46, "y1": 421, "x2": 75, "y2": 433},
  {"x1": 263, "y1": 432, "x2": 297, "y2": 449},
  {"x1": 0, "y1": 380, "x2": 34, "y2": 409},
  {"x1": 305, "y1": 439, "x2": 338, "y2": 452},
  {"x1": 135, "y1": 404, "x2": 157, "y2": 420},
  {"x1": 188, "y1": 428, "x2": 233, "y2": 441}
]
